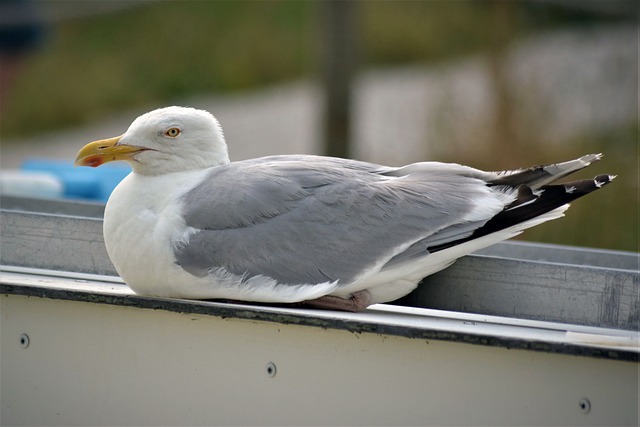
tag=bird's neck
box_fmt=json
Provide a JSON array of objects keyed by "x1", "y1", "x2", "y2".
[{"x1": 108, "y1": 169, "x2": 211, "y2": 214}]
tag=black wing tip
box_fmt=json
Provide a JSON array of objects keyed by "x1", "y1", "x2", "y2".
[
  {"x1": 564, "y1": 174, "x2": 616, "y2": 194},
  {"x1": 429, "y1": 173, "x2": 615, "y2": 253},
  {"x1": 595, "y1": 173, "x2": 616, "y2": 186},
  {"x1": 494, "y1": 173, "x2": 615, "y2": 232}
]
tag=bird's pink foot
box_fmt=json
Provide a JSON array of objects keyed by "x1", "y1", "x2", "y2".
[{"x1": 303, "y1": 290, "x2": 372, "y2": 312}]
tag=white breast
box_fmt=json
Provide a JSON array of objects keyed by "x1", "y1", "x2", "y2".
[{"x1": 103, "y1": 171, "x2": 205, "y2": 297}]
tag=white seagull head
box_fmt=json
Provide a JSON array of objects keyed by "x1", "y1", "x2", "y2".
[{"x1": 75, "y1": 106, "x2": 230, "y2": 175}]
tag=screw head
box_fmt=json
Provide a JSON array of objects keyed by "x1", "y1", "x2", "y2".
[
  {"x1": 265, "y1": 362, "x2": 277, "y2": 378},
  {"x1": 579, "y1": 398, "x2": 591, "y2": 414},
  {"x1": 19, "y1": 334, "x2": 30, "y2": 349}
]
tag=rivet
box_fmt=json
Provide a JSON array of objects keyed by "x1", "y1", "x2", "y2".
[
  {"x1": 19, "y1": 334, "x2": 30, "y2": 349},
  {"x1": 579, "y1": 398, "x2": 591, "y2": 414},
  {"x1": 265, "y1": 362, "x2": 277, "y2": 378}
]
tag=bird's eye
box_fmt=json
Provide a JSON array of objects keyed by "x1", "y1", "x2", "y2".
[{"x1": 165, "y1": 127, "x2": 180, "y2": 138}]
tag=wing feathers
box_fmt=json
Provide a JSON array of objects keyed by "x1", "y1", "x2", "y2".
[
  {"x1": 488, "y1": 153, "x2": 602, "y2": 189},
  {"x1": 427, "y1": 174, "x2": 615, "y2": 253}
]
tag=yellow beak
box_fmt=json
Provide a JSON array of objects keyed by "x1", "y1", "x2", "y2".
[{"x1": 74, "y1": 135, "x2": 144, "y2": 167}]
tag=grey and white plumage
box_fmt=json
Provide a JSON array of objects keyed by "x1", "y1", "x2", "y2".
[{"x1": 75, "y1": 106, "x2": 614, "y2": 311}]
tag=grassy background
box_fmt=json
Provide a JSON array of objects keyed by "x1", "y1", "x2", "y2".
[
  {"x1": 2, "y1": 1, "x2": 549, "y2": 136},
  {"x1": 468, "y1": 125, "x2": 638, "y2": 252},
  {"x1": 1, "y1": 1, "x2": 637, "y2": 252}
]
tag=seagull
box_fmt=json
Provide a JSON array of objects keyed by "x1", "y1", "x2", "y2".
[{"x1": 74, "y1": 106, "x2": 614, "y2": 311}]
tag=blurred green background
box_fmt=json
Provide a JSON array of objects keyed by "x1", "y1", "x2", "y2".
[{"x1": 1, "y1": 0, "x2": 638, "y2": 252}]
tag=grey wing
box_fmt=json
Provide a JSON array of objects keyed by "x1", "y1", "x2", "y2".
[{"x1": 174, "y1": 157, "x2": 499, "y2": 287}]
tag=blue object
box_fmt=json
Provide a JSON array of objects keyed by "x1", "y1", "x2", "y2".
[{"x1": 21, "y1": 159, "x2": 131, "y2": 201}]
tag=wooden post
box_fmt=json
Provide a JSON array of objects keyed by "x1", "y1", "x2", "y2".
[
  {"x1": 487, "y1": 0, "x2": 518, "y2": 166},
  {"x1": 319, "y1": 0, "x2": 357, "y2": 159}
]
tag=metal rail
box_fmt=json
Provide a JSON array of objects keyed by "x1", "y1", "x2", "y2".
[
  {"x1": 2, "y1": 196, "x2": 638, "y2": 330},
  {"x1": 1, "y1": 265, "x2": 637, "y2": 361}
]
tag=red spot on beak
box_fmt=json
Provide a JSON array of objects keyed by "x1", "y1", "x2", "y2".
[{"x1": 84, "y1": 156, "x2": 104, "y2": 167}]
